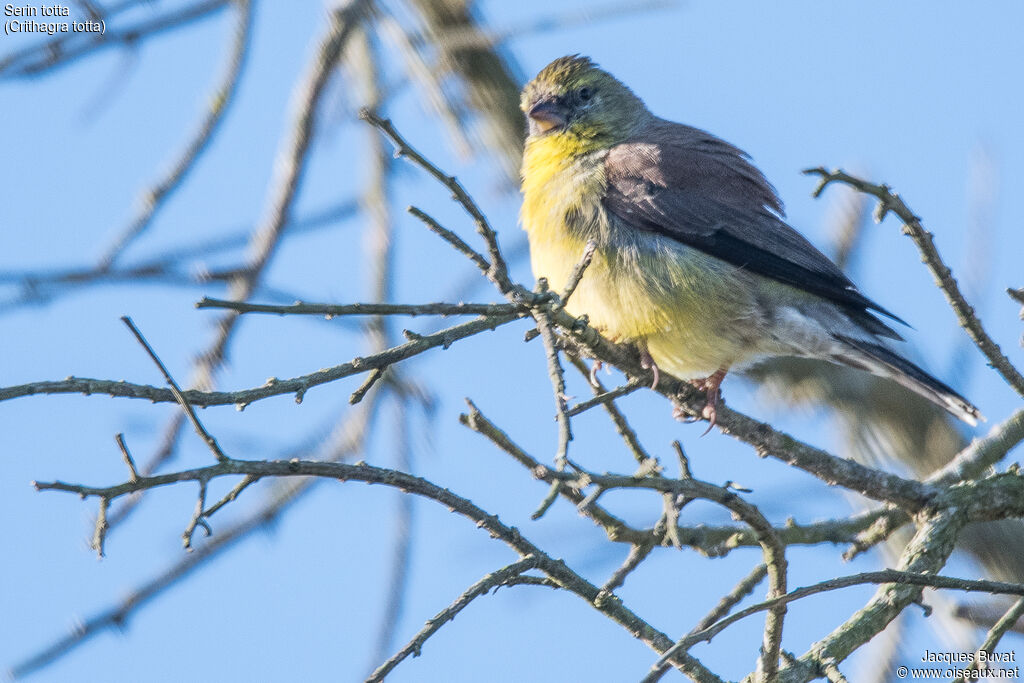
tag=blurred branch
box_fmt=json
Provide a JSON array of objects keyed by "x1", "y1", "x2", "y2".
[
  {"x1": 405, "y1": 0, "x2": 525, "y2": 182},
  {"x1": 0, "y1": 200, "x2": 358, "y2": 313},
  {"x1": 12, "y1": 397, "x2": 379, "y2": 680},
  {"x1": 806, "y1": 166, "x2": 1024, "y2": 399},
  {"x1": 0, "y1": 0, "x2": 231, "y2": 78},
  {"x1": 90, "y1": 0, "x2": 372, "y2": 533},
  {"x1": 375, "y1": 7, "x2": 473, "y2": 158},
  {"x1": 410, "y1": 0, "x2": 675, "y2": 53},
  {"x1": 96, "y1": 0, "x2": 254, "y2": 269},
  {"x1": 953, "y1": 597, "x2": 1024, "y2": 683}
]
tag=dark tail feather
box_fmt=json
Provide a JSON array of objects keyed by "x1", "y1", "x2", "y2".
[{"x1": 832, "y1": 335, "x2": 983, "y2": 426}]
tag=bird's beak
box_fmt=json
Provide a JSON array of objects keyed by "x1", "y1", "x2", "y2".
[{"x1": 528, "y1": 98, "x2": 567, "y2": 134}]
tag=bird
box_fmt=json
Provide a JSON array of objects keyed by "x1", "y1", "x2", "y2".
[{"x1": 518, "y1": 55, "x2": 981, "y2": 427}]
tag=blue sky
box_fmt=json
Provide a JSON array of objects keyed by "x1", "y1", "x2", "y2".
[{"x1": 3, "y1": 1, "x2": 1024, "y2": 681}]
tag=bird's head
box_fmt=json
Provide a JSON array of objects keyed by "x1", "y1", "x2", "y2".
[{"x1": 521, "y1": 55, "x2": 648, "y2": 145}]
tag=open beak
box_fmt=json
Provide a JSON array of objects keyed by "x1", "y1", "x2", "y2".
[{"x1": 528, "y1": 98, "x2": 567, "y2": 134}]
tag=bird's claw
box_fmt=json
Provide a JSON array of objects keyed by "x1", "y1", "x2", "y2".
[
  {"x1": 690, "y1": 368, "x2": 727, "y2": 436},
  {"x1": 639, "y1": 345, "x2": 660, "y2": 389}
]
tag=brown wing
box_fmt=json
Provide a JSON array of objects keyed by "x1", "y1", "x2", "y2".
[{"x1": 602, "y1": 119, "x2": 904, "y2": 336}]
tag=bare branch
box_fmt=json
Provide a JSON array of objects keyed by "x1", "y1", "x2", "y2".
[
  {"x1": 565, "y1": 379, "x2": 644, "y2": 417},
  {"x1": 114, "y1": 433, "x2": 139, "y2": 481},
  {"x1": 13, "y1": 391, "x2": 380, "y2": 680},
  {"x1": 201, "y1": 474, "x2": 259, "y2": 518},
  {"x1": 97, "y1": 0, "x2": 254, "y2": 268},
  {"x1": 31, "y1": 455, "x2": 724, "y2": 681},
  {"x1": 406, "y1": 205, "x2": 493, "y2": 275},
  {"x1": 533, "y1": 304, "x2": 572, "y2": 465},
  {"x1": 559, "y1": 240, "x2": 597, "y2": 306},
  {"x1": 666, "y1": 564, "x2": 1024, "y2": 672},
  {"x1": 1, "y1": 314, "x2": 521, "y2": 408},
  {"x1": 805, "y1": 167, "x2": 1024, "y2": 399},
  {"x1": 367, "y1": 556, "x2": 542, "y2": 682},
  {"x1": 121, "y1": 316, "x2": 229, "y2": 462},
  {"x1": 91, "y1": 497, "x2": 109, "y2": 559},
  {"x1": 182, "y1": 478, "x2": 211, "y2": 550},
  {"x1": 460, "y1": 395, "x2": 788, "y2": 680},
  {"x1": 644, "y1": 563, "x2": 768, "y2": 683},
  {"x1": 953, "y1": 597, "x2": 1024, "y2": 683},
  {"x1": 927, "y1": 407, "x2": 1024, "y2": 486},
  {"x1": 359, "y1": 109, "x2": 514, "y2": 295},
  {"x1": 0, "y1": 0, "x2": 231, "y2": 78},
  {"x1": 568, "y1": 356, "x2": 654, "y2": 467},
  {"x1": 196, "y1": 297, "x2": 518, "y2": 317}
]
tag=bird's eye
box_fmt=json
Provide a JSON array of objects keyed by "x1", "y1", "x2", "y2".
[{"x1": 578, "y1": 87, "x2": 593, "y2": 102}]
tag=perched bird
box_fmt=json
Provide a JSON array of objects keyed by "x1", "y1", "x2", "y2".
[{"x1": 519, "y1": 55, "x2": 981, "y2": 426}]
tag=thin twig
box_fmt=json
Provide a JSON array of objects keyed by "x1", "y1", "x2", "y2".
[
  {"x1": 406, "y1": 205, "x2": 493, "y2": 275},
  {"x1": 359, "y1": 109, "x2": 514, "y2": 295},
  {"x1": 568, "y1": 356, "x2": 654, "y2": 466},
  {"x1": 460, "y1": 393, "x2": 788, "y2": 681},
  {"x1": 927, "y1": 407, "x2": 1024, "y2": 486},
  {"x1": 805, "y1": 166, "x2": 1024, "y2": 399},
  {"x1": 182, "y1": 478, "x2": 211, "y2": 550},
  {"x1": 601, "y1": 541, "x2": 658, "y2": 594},
  {"x1": 0, "y1": 0, "x2": 231, "y2": 78},
  {"x1": 197, "y1": 297, "x2": 518, "y2": 317},
  {"x1": 2, "y1": 313, "x2": 521, "y2": 408},
  {"x1": 778, "y1": 510, "x2": 968, "y2": 683},
  {"x1": 664, "y1": 565, "x2": 1024, "y2": 666},
  {"x1": 97, "y1": 0, "x2": 254, "y2": 268},
  {"x1": 559, "y1": 240, "x2": 597, "y2": 306},
  {"x1": 202, "y1": 474, "x2": 259, "y2": 518},
  {"x1": 350, "y1": 368, "x2": 386, "y2": 405},
  {"x1": 91, "y1": 497, "x2": 109, "y2": 559},
  {"x1": 12, "y1": 393, "x2": 380, "y2": 681},
  {"x1": 101, "y1": 0, "x2": 373, "y2": 535},
  {"x1": 367, "y1": 556, "x2": 542, "y2": 681},
  {"x1": 565, "y1": 379, "x2": 643, "y2": 417},
  {"x1": 644, "y1": 563, "x2": 768, "y2": 683},
  {"x1": 952, "y1": 597, "x2": 1024, "y2": 683},
  {"x1": 534, "y1": 308, "x2": 572, "y2": 467},
  {"x1": 460, "y1": 400, "x2": 651, "y2": 544},
  {"x1": 121, "y1": 316, "x2": 229, "y2": 462},
  {"x1": 31, "y1": 456, "x2": 724, "y2": 682},
  {"x1": 114, "y1": 433, "x2": 139, "y2": 481}
]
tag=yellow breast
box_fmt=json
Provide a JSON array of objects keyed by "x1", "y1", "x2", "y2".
[
  {"x1": 520, "y1": 132, "x2": 760, "y2": 378},
  {"x1": 520, "y1": 133, "x2": 672, "y2": 340}
]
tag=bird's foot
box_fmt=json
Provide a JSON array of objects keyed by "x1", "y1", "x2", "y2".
[
  {"x1": 690, "y1": 368, "x2": 727, "y2": 435},
  {"x1": 638, "y1": 343, "x2": 660, "y2": 389},
  {"x1": 589, "y1": 360, "x2": 604, "y2": 388}
]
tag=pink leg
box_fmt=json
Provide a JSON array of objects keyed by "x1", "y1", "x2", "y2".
[
  {"x1": 692, "y1": 368, "x2": 727, "y2": 435},
  {"x1": 637, "y1": 341, "x2": 660, "y2": 389}
]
